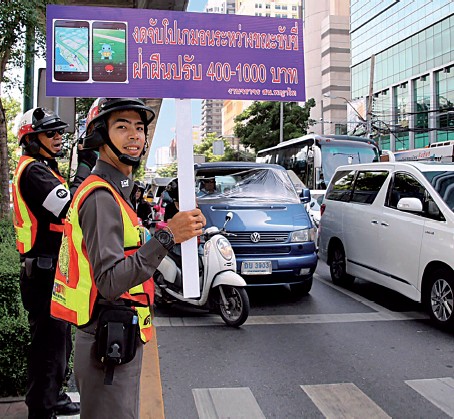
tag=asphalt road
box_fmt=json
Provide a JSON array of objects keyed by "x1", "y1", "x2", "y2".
[{"x1": 154, "y1": 261, "x2": 454, "y2": 419}]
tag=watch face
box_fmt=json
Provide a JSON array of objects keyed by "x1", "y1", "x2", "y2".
[
  {"x1": 158, "y1": 230, "x2": 171, "y2": 244},
  {"x1": 156, "y1": 229, "x2": 174, "y2": 249}
]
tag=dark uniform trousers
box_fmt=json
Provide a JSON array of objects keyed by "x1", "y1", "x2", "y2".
[{"x1": 19, "y1": 259, "x2": 72, "y2": 413}]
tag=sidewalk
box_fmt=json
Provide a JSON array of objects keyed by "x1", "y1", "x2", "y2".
[
  {"x1": 0, "y1": 393, "x2": 80, "y2": 419},
  {"x1": 0, "y1": 329, "x2": 164, "y2": 419}
]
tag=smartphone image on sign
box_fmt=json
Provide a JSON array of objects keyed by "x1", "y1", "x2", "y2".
[
  {"x1": 53, "y1": 20, "x2": 89, "y2": 82},
  {"x1": 92, "y1": 21, "x2": 128, "y2": 83}
]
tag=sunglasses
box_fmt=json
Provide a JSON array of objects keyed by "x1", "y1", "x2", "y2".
[{"x1": 44, "y1": 129, "x2": 65, "y2": 138}]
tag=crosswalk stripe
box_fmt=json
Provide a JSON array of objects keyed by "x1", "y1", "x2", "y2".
[
  {"x1": 193, "y1": 387, "x2": 266, "y2": 419},
  {"x1": 405, "y1": 377, "x2": 454, "y2": 417},
  {"x1": 301, "y1": 383, "x2": 391, "y2": 419}
]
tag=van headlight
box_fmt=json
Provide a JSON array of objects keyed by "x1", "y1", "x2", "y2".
[
  {"x1": 290, "y1": 228, "x2": 315, "y2": 242},
  {"x1": 216, "y1": 237, "x2": 234, "y2": 260}
]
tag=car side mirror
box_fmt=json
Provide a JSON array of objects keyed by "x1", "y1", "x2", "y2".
[
  {"x1": 397, "y1": 197, "x2": 423, "y2": 213},
  {"x1": 300, "y1": 188, "x2": 311, "y2": 204}
]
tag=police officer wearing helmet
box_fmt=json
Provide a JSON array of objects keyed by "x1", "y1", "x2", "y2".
[
  {"x1": 50, "y1": 98, "x2": 206, "y2": 418},
  {"x1": 133, "y1": 180, "x2": 153, "y2": 228},
  {"x1": 12, "y1": 107, "x2": 97, "y2": 419},
  {"x1": 164, "y1": 178, "x2": 180, "y2": 221}
]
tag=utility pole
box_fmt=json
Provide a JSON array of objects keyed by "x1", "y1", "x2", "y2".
[
  {"x1": 367, "y1": 54, "x2": 375, "y2": 138},
  {"x1": 23, "y1": 25, "x2": 35, "y2": 112},
  {"x1": 279, "y1": 102, "x2": 284, "y2": 143},
  {"x1": 320, "y1": 99, "x2": 325, "y2": 135}
]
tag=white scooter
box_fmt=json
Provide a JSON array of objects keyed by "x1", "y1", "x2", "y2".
[{"x1": 154, "y1": 212, "x2": 250, "y2": 327}]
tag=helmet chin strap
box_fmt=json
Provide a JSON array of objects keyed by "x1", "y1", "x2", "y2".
[
  {"x1": 105, "y1": 137, "x2": 144, "y2": 167},
  {"x1": 33, "y1": 138, "x2": 63, "y2": 158}
]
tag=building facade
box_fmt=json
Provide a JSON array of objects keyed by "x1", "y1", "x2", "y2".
[
  {"x1": 222, "y1": 0, "x2": 303, "y2": 140},
  {"x1": 304, "y1": 0, "x2": 351, "y2": 136},
  {"x1": 222, "y1": 100, "x2": 252, "y2": 137},
  {"x1": 200, "y1": 99, "x2": 223, "y2": 138},
  {"x1": 200, "y1": 0, "x2": 236, "y2": 140},
  {"x1": 351, "y1": 0, "x2": 454, "y2": 151}
]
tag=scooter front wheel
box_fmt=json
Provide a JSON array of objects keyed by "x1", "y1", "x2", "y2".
[{"x1": 217, "y1": 285, "x2": 250, "y2": 327}]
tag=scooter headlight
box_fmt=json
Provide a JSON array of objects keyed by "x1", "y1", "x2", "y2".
[
  {"x1": 290, "y1": 228, "x2": 315, "y2": 242},
  {"x1": 216, "y1": 237, "x2": 234, "y2": 260}
]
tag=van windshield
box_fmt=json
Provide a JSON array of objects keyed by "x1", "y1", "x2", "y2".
[
  {"x1": 423, "y1": 170, "x2": 454, "y2": 209},
  {"x1": 196, "y1": 167, "x2": 301, "y2": 204}
]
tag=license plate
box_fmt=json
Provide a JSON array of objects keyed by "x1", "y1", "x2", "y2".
[{"x1": 241, "y1": 261, "x2": 272, "y2": 275}]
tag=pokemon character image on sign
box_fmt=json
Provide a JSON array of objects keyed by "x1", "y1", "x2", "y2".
[{"x1": 92, "y1": 21, "x2": 128, "y2": 83}]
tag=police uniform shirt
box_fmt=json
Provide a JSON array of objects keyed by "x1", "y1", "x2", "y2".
[
  {"x1": 20, "y1": 155, "x2": 71, "y2": 258},
  {"x1": 79, "y1": 160, "x2": 167, "y2": 301}
]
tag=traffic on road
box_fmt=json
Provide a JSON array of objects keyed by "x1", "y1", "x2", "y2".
[{"x1": 154, "y1": 260, "x2": 453, "y2": 419}]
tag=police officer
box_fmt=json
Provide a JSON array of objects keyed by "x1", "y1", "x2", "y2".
[
  {"x1": 12, "y1": 107, "x2": 97, "y2": 419},
  {"x1": 50, "y1": 98, "x2": 206, "y2": 418},
  {"x1": 133, "y1": 180, "x2": 153, "y2": 228}
]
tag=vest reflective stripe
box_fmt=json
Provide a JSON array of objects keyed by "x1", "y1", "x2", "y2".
[
  {"x1": 12, "y1": 155, "x2": 68, "y2": 254},
  {"x1": 49, "y1": 224, "x2": 65, "y2": 233},
  {"x1": 51, "y1": 176, "x2": 154, "y2": 343}
]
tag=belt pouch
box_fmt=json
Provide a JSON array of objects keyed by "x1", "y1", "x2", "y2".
[{"x1": 95, "y1": 305, "x2": 139, "y2": 384}]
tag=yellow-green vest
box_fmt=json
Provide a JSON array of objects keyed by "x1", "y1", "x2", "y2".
[{"x1": 51, "y1": 175, "x2": 154, "y2": 343}]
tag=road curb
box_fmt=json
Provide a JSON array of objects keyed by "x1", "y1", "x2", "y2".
[{"x1": 140, "y1": 326, "x2": 165, "y2": 419}]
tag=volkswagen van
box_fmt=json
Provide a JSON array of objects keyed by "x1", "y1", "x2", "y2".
[{"x1": 195, "y1": 162, "x2": 318, "y2": 295}]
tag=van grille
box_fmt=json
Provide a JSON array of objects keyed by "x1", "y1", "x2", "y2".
[
  {"x1": 233, "y1": 246, "x2": 291, "y2": 255},
  {"x1": 228, "y1": 232, "x2": 289, "y2": 244}
]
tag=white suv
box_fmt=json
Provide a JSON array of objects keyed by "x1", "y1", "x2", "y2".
[{"x1": 318, "y1": 161, "x2": 454, "y2": 328}]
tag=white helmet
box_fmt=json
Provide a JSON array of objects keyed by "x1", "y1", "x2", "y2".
[{"x1": 18, "y1": 107, "x2": 68, "y2": 145}]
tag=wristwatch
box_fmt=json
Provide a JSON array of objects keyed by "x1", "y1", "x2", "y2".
[{"x1": 154, "y1": 228, "x2": 175, "y2": 251}]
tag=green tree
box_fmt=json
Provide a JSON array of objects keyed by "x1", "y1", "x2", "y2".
[
  {"x1": 133, "y1": 160, "x2": 146, "y2": 180},
  {"x1": 0, "y1": 0, "x2": 50, "y2": 219},
  {"x1": 5, "y1": 96, "x2": 21, "y2": 174},
  {"x1": 194, "y1": 133, "x2": 236, "y2": 162},
  {"x1": 234, "y1": 100, "x2": 316, "y2": 152},
  {"x1": 157, "y1": 162, "x2": 177, "y2": 178}
]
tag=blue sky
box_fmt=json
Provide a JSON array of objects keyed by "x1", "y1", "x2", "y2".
[{"x1": 147, "y1": 0, "x2": 208, "y2": 168}]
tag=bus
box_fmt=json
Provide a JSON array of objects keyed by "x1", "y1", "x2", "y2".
[
  {"x1": 382, "y1": 141, "x2": 454, "y2": 163},
  {"x1": 256, "y1": 134, "x2": 380, "y2": 189}
]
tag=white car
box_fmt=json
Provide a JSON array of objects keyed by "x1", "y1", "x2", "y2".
[{"x1": 319, "y1": 161, "x2": 454, "y2": 328}]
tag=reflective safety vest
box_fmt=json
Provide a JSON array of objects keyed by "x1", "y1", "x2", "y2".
[
  {"x1": 12, "y1": 155, "x2": 67, "y2": 254},
  {"x1": 51, "y1": 175, "x2": 154, "y2": 343}
]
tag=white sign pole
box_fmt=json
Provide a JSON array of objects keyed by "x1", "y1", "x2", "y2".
[{"x1": 175, "y1": 98, "x2": 200, "y2": 298}]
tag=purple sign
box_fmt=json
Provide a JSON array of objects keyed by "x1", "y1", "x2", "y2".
[{"x1": 46, "y1": 5, "x2": 305, "y2": 101}]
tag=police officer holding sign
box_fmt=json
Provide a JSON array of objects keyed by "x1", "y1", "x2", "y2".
[
  {"x1": 50, "y1": 98, "x2": 206, "y2": 418},
  {"x1": 12, "y1": 107, "x2": 97, "y2": 419}
]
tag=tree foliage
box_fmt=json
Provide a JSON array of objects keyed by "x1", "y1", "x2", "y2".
[
  {"x1": 233, "y1": 100, "x2": 316, "y2": 152},
  {"x1": 157, "y1": 162, "x2": 177, "y2": 178},
  {"x1": 0, "y1": 0, "x2": 51, "y2": 219},
  {"x1": 194, "y1": 133, "x2": 236, "y2": 162},
  {"x1": 4, "y1": 96, "x2": 21, "y2": 174}
]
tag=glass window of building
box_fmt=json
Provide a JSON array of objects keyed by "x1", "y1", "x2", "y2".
[
  {"x1": 414, "y1": 75, "x2": 430, "y2": 148},
  {"x1": 394, "y1": 83, "x2": 410, "y2": 151},
  {"x1": 373, "y1": 90, "x2": 391, "y2": 151},
  {"x1": 436, "y1": 68, "x2": 454, "y2": 142}
]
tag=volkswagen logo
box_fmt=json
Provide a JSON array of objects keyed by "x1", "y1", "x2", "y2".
[{"x1": 250, "y1": 232, "x2": 261, "y2": 243}]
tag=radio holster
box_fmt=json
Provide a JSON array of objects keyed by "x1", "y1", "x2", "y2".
[{"x1": 95, "y1": 302, "x2": 139, "y2": 385}]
